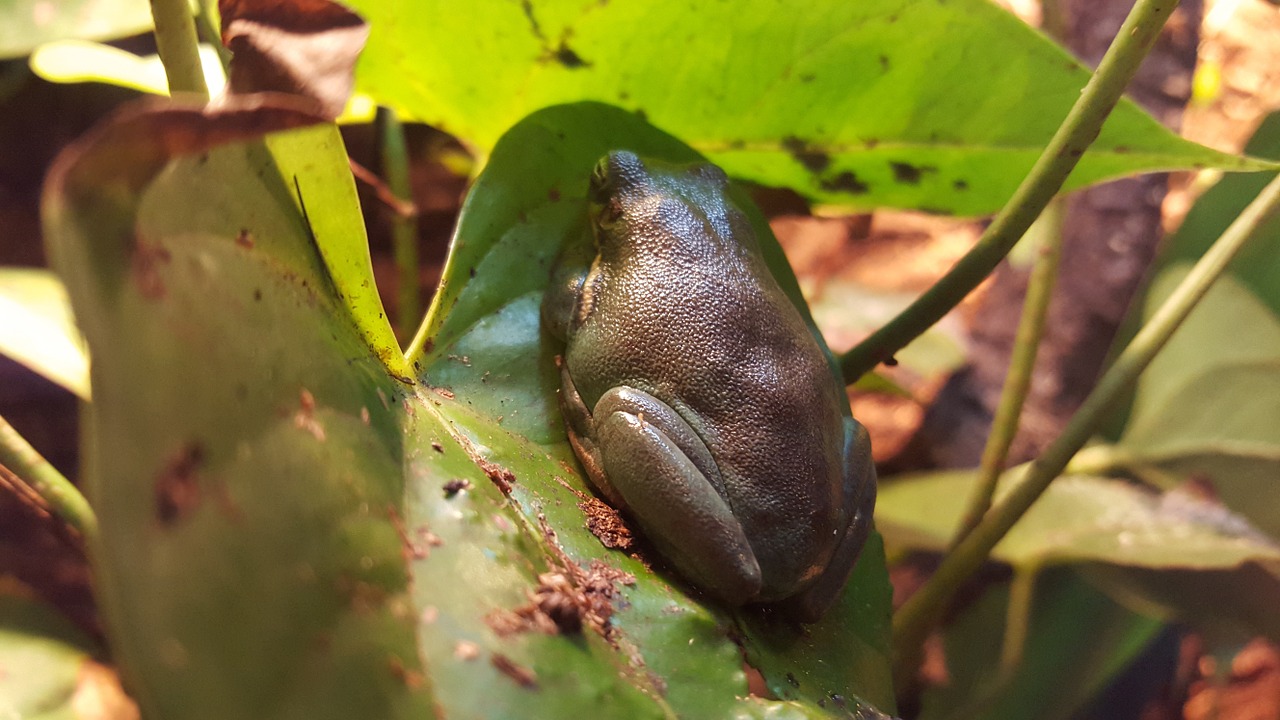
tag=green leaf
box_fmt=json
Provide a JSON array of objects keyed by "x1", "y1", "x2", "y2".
[
  {"x1": 1106, "y1": 111, "x2": 1280, "y2": 539},
  {"x1": 917, "y1": 569, "x2": 1164, "y2": 720},
  {"x1": 0, "y1": 589, "x2": 98, "y2": 720},
  {"x1": 29, "y1": 40, "x2": 227, "y2": 96},
  {"x1": 0, "y1": 0, "x2": 154, "y2": 58},
  {"x1": 347, "y1": 0, "x2": 1272, "y2": 216},
  {"x1": 0, "y1": 268, "x2": 89, "y2": 398},
  {"x1": 416, "y1": 101, "x2": 897, "y2": 716},
  {"x1": 876, "y1": 470, "x2": 1280, "y2": 641},
  {"x1": 45, "y1": 99, "x2": 895, "y2": 718}
]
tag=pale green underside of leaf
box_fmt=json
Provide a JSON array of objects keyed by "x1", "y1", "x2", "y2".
[
  {"x1": 0, "y1": 268, "x2": 89, "y2": 398},
  {"x1": 349, "y1": 0, "x2": 1274, "y2": 216}
]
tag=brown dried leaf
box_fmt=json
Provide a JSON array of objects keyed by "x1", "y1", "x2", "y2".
[{"x1": 219, "y1": 0, "x2": 369, "y2": 118}]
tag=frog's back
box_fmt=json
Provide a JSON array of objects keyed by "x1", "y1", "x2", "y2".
[{"x1": 569, "y1": 203, "x2": 849, "y2": 598}]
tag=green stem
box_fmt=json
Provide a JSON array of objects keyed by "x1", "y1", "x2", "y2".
[
  {"x1": 952, "y1": 199, "x2": 1065, "y2": 547},
  {"x1": 0, "y1": 414, "x2": 97, "y2": 538},
  {"x1": 377, "y1": 107, "x2": 421, "y2": 343},
  {"x1": 999, "y1": 565, "x2": 1039, "y2": 673},
  {"x1": 150, "y1": 0, "x2": 209, "y2": 100},
  {"x1": 892, "y1": 170, "x2": 1280, "y2": 687},
  {"x1": 839, "y1": 0, "x2": 1179, "y2": 383}
]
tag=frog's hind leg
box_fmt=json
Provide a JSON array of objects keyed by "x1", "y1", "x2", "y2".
[
  {"x1": 593, "y1": 387, "x2": 763, "y2": 605},
  {"x1": 782, "y1": 419, "x2": 878, "y2": 622}
]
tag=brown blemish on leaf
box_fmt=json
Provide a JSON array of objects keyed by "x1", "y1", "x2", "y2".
[
  {"x1": 889, "y1": 161, "x2": 937, "y2": 185},
  {"x1": 132, "y1": 241, "x2": 171, "y2": 300},
  {"x1": 430, "y1": 441, "x2": 444, "y2": 453},
  {"x1": 293, "y1": 388, "x2": 325, "y2": 440},
  {"x1": 155, "y1": 442, "x2": 204, "y2": 525},
  {"x1": 491, "y1": 653, "x2": 538, "y2": 689},
  {"x1": 387, "y1": 655, "x2": 425, "y2": 689},
  {"x1": 820, "y1": 171, "x2": 870, "y2": 194},
  {"x1": 433, "y1": 387, "x2": 455, "y2": 400},
  {"x1": 782, "y1": 136, "x2": 831, "y2": 174},
  {"x1": 235, "y1": 228, "x2": 254, "y2": 248},
  {"x1": 219, "y1": 0, "x2": 370, "y2": 119}
]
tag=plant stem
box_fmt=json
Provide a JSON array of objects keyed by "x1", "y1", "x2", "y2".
[
  {"x1": 892, "y1": 170, "x2": 1280, "y2": 687},
  {"x1": 150, "y1": 0, "x2": 209, "y2": 100},
  {"x1": 377, "y1": 107, "x2": 422, "y2": 343},
  {"x1": 952, "y1": 199, "x2": 1065, "y2": 547},
  {"x1": 0, "y1": 414, "x2": 96, "y2": 538},
  {"x1": 839, "y1": 0, "x2": 1179, "y2": 384}
]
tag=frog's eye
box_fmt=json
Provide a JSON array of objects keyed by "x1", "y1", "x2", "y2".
[
  {"x1": 596, "y1": 197, "x2": 625, "y2": 229},
  {"x1": 590, "y1": 159, "x2": 612, "y2": 195}
]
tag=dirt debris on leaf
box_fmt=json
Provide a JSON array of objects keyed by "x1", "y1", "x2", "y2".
[
  {"x1": 490, "y1": 653, "x2": 537, "y2": 689},
  {"x1": 487, "y1": 518, "x2": 635, "y2": 641}
]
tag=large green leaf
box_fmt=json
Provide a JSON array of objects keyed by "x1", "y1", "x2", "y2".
[
  {"x1": 877, "y1": 470, "x2": 1280, "y2": 641},
  {"x1": 44, "y1": 98, "x2": 895, "y2": 718},
  {"x1": 0, "y1": 0, "x2": 153, "y2": 59},
  {"x1": 348, "y1": 0, "x2": 1272, "y2": 216},
  {"x1": 1107, "y1": 111, "x2": 1280, "y2": 539},
  {"x1": 415, "y1": 101, "x2": 897, "y2": 715}
]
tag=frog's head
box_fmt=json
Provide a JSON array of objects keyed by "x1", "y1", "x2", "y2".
[{"x1": 588, "y1": 151, "x2": 742, "y2": 260}]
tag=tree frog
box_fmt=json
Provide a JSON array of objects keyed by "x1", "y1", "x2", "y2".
[{"x1": 543, "y1": 151, "x2": 877, "y2": 620}]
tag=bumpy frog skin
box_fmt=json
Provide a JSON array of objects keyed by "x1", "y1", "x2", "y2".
[{"x1": 543, "y1": 151, "x2": 877, "y2": 620}]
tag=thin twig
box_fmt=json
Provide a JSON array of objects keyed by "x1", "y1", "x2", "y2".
[
  {"x1": 0, "y1": 414, "x2": 96, "y2": 539},
  {"x1": 952, "y1": 198, "x2": 1065, "y2": 547},
  {"x1": 149, "y1": 0, "x2": 209, "y2": 100},
  {"x1": 892, "y1": 170, "x2": 1280, "y2": 687}
]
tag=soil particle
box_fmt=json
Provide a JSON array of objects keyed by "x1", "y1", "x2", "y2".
[{"x1": 490, "y1": 653, "x2": 537, "y2": 689}]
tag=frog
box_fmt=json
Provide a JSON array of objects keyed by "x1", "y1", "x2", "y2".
[{"x1": 542, "y1": 150, "x2": 876, "y2": 621}]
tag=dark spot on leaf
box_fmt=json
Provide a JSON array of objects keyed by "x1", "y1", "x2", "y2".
[
  {"x1": 491, "y1": 653, "x2": 538, "y2": 689},
  {"x1": 387, "y1": 655, "x2": 425, "y2": 689},
  {"x1": 443, "y1": 479, "x2": 471, "y2": 496},
  {"x1": 618, "y1": 90, "x2": 629, "y2": 101},
  {"x1": 890, "y1": 161, "x2": 936, "y2": 185},
  {"x1": 728, "y1": 139, "x2": 745, "y2": 150},
  {"x1": 1113, "y1": 145, "x2": 1131, "y2": 154},
  {"x1": 253, "y1": 288, "x2": 262, "y2": 301},
  {"x1": 548, "y1": 187, "x2": 560, "y2": 202},
  {"x1": 132, "y1": 240, "x2": 171, "y2": 300},
  {"x1": 799, "y1": 73, "x2": 816, "y2": 83},
  {"x1": 469, "y1": 267, "x2": 476, "y2": 278},
  {"x1": 197, "y1": 153, "x2": 209, "y2": 164},
  {"x1": 155, "y1": 442, "x2": 204, "y2": 526},
  {"x1": 953, "y1": 179, "x2": 969, "y2": 191},
  {"x1": 879, "y1": 55, "x2": 890, "y2": 71},
  {"x1": 786, "y1": 672, "x2": 800, "y2": 688},
  {"x1": 422, "y1": 338, "x2": 435, "y2": 353},
  {"x1": 554, "y1": 41, "x2": 589, "y2": 68},
  {"x1": 820, "y1": 171, "x2": 869, "y2": 194},
  {"x1": 782, "y1": 136, "x2": 831, "y2": 174},
  {"x1": 865, "y1": 138, "x2": 879, "y2": 149},
  {"x1": 633, "y1": 108, "x2": 648, "y2": 122},
  {"x1": 431, "y1": 441, "x2": 444, "y2": 453},
  {"x1": 235, "y1": 228, "x2": 254, "y2": 249}
]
